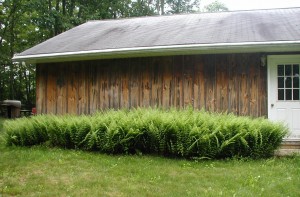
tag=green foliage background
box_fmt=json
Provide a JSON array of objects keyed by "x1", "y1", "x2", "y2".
[
  {"x1": 0, "y1": 0, "x2": 229, "y2": 109},
  {"x1": 4, "y1": 108, "x2": 287, "y2": 159}
]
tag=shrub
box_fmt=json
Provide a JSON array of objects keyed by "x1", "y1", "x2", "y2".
[{"x1": 4, "y1": 108, "x2": 288, "y2": 159}]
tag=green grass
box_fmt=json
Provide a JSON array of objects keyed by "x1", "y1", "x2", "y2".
[{"x1": 1, "y1": 118, "x2": 300, "y2": 196}]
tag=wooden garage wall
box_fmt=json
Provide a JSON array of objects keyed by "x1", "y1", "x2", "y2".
[{"x1": 36, "y1": 53, "x2": 267, "y2": 117}]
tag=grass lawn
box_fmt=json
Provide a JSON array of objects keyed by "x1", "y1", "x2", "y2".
[{"x1": 0, "y1": 118, "x2": 300, "y2": 197}]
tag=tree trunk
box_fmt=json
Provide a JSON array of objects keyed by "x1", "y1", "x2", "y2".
[
  {"x1": 161, "y1": 0, "x2": 164, "y2": 15},
  {"x1": 54, "y1": 0, "x2": 60, "y2": 35},
  {"x1": 8, "y1": 1, "x2": 17, "y2": 99},
  {"x1": 62, "y1": 0, "x2": 66, "y2": 15},
  {"x1": 48, "y1": 0, "x2": 52, "y2": 11},
  {"x1": 69, "y1": 0, "x2": 75, "y2": 16}
]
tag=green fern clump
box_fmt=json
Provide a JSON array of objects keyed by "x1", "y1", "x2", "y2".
[
  {"x1": 4, "y1": 108, "x2": 288, "y2": 159},
  {"x1": 5, "y1": 116, "x2": 48, "y2": 146}
]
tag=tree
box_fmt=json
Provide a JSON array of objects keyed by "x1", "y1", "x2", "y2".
[
  {"x1": 203, "y1": 0, "x2": 228, "y2": 12},
  {"x1": 166, "y1": 0, "x2": 200, "y2": 14},
  {"x1": 0, "y1": 0, "x2": 34, "y2": 105},
  {"x1": 154, "y1": 0, "x2": 165, "y2": 15},
  {"x1": 131, "y1": 0, "x2": 156, "y2": 17}
]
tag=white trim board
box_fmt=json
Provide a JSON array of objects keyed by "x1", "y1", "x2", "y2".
[{"x1": 13, "y1": 41, "x2": 300, "y2": 63}]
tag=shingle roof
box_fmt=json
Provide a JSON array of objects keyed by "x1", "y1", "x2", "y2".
[{"x1": 14, "y1": 7, "x2": 300, "y2": 62}]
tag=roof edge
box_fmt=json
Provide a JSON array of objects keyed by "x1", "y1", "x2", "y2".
[
  {"x1": 86, "y1": 7, "x2": 300, "y2": 23},
  {"x1": 13, "y1": 41, "x2": 300, "y2": 63}
]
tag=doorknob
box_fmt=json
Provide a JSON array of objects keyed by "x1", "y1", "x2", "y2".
[{"x1": 271, "y1": 104, "x2": 274, "y2": 107}]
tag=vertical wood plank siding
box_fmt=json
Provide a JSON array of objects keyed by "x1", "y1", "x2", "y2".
[{"x1": 36, "y1": 53, "x2": 267, "y2": 117}]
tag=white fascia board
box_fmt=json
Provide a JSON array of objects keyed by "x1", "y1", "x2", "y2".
[{"x1": 13, "y1": 41, "x2": 300, "y2": 63}]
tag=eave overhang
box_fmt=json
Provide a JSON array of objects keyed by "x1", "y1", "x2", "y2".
[{"x1": 12, "y1": 41, "x2": 300, "y2": 64}]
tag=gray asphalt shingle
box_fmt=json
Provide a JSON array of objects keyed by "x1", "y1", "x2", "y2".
[{"x1": 15, "y1": 7, "x2": 300, "y2": 58}]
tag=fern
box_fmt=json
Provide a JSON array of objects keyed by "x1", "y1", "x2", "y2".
[{"x1": 3, "y1": 108, "x2": 288, "y2": 159}]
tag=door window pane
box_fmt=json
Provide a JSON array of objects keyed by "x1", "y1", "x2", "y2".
[
  {"x1": 278, "y1": 65, "x2": 284, "y2": 76},
  {"x1": 278, "y1": 77, "x2": 284, "y2": 88},
  {"x1": 285, "y1": 77, "x2": 292, "y2": 88},
  {"x1": 278, "y1": 89, "x2": 284, "y2": 100},
  {"x1": 293, "y1": 76, "x2": 299, "y2": 88},
  {"x1": 293, "y1": 89, "x2": 299, "y2": 100},
  {"x1": 286, "y1": 89, "x2": 292, "y2": 100},
  {"x1": 293, "y1": 64, "x2": 299, "y2": 75},
  {"x1": 285, "y1": 65, "x2": 292, "y2": 76}
]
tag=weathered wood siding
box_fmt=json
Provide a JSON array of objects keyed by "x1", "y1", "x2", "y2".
[{"x1": 36, "y1": 53, "x2": 267, "y2": 117}]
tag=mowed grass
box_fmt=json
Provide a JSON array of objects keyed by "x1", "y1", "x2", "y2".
[{"x1": 0, "y1": 118, "x2": 300, "y2": 197}]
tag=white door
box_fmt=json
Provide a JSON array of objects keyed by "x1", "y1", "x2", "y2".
[{"x1": 268, "y1": 55, "x2": 300, "y2": 139}]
